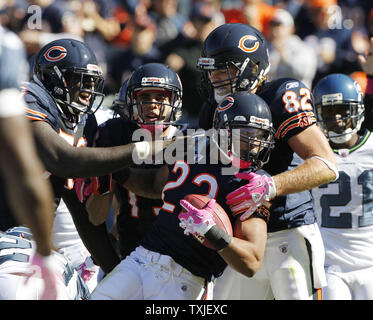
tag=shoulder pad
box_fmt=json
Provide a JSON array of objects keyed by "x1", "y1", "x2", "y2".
[{"x1": 22, "y1": 80, "x2": 60, "y2": 130}]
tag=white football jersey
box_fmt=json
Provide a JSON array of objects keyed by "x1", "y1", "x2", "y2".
[
  {"x1": 312, "y1": 131, "x2": 373, "y2": 270},
  {"x1": 0, "y1": 232, "x2": 90, "y2": 299},
  {"x1": 52, "y1": 199, "x2": 92, "y2": 268}
]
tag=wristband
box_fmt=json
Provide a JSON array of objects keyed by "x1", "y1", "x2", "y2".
[
  {"x1": 311, "y1": 156, "x2": 339, "y2": 181},
  {"x1": 112, "y1": 167, "x2": 130, "y2": 185},
  {"x1": 133, "y1": 141, "x2": 151, "y2": 160},
  {"x1": 204, "y1": 225, "x2": 232, "y2": 251}
]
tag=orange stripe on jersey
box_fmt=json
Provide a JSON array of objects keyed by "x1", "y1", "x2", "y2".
[
  {"x1": 276, "y1": 112, "x2": 311, "y2": 137},
  {"x1": 275, "y1": 111, "x2": 315, "y2": 139},
  {"x1": 25, "y1": 115, "x2": 46, "y2": 121},
  {"x1": 25, "y1": 107, "x2": 47, "y2": 119}
]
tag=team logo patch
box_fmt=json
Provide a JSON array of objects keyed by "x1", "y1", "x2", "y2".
[
  {"x1": 279, "y1": 244, "x2": 288, "y2": 254},
  {"x1": 250, "y1": 115, "x2": 271, "y2": 126},
  {"x1": 322, "y1": 93, "x2": 343, "y2": 105},
  {"x1": 218, "y1": 96, "x2": 234, "y2": 112},
  {"x1": 44, "y1": 46, "x2": 67, "y2": 62},
  {"x1": 141, "y1": 77, "x2": 165, "y2": 85},
  {"x1": 238, "y1": 35, "x2": 259, "y2": 53}
]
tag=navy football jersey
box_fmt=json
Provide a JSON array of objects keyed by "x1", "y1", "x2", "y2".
[
  {"x1": 96, "y1": 117, "x2": 184, "y2": 258},
  {"x1": 141, "y1": 141, "x2": 269, "y2": 281},
  {"x1": 198, "y1": 78, "x2": 317, "y2": 232},
  {"x1": 22, "y1": 78, "x2": 97, "y2": 206}
]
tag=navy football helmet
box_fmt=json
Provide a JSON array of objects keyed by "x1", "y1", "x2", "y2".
[
  {"x1": 112, "y1": 79, "x2": 129, "y2": 118},
  {"x1": 126, "y1": 63, "x2": 182, "y2": 131},
  {"x1": 33, "y1": 38, "x2": 105, "y2": 119},
  {"x1": 197, "y1": 23, "x2": 270, "y2": 103},
  {"x1": 213, "y1": 92, "x2": 275, "y2": 168},
  {"x1": 313, "y1": 73, "x2": 365, "y2": 144}
]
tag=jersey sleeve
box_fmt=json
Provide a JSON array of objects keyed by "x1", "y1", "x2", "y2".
[
  {"x1": 22, "y1": 82, "x2": 60, "y2": 130},
  {"x1": 269, "y1": 79, "x2": 317, "y2": 142}
]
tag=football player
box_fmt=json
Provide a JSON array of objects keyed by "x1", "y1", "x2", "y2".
[
  {"x1": 77, "y1": 63, "x2": 186, "y2": 260},
  {"x1": 91, "y1": 91, "x2": 275, "y2": 300},
  {"x1": 312, "y1": 73, "x2": 373, "y2": 300},
  {"x1": 0, "y1": 227, "x2": 90, "y2": 300},
  {"x1": 0, "y1": 26, "x2": 58, "y2": 299},
  {"x1": 21, "y1": 39, "x2": 178, "y2": 275},
  {"x1": 197, "y1": 23, "x2": 337, "y2": 300}
]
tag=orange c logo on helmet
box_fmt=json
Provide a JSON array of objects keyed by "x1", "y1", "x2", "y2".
[
  {"x1": 218, "y1": 96, "x2": 234, "y2": 112},
  {"x1": 238, "y1": 35, "x2": 259, "y2": 53},
  {"x1": 44, "y1": 46, "x2": 67, "y2": 62}
]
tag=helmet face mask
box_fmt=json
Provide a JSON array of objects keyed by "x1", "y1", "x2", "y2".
[
  {"x1": 126, "y1": 63, "x2": 183, "y2": 131},
  {"x1": 61, "y1": 68, "x2": 105, "y2": 115},
  {"x1": 34, "y1": 39, "x2": 105, "y2": 120},
  {"x1": 313, "y1": 73, "x2": 365, "y2": 145},
  {"x1": 133, "y1": 88, "x2": 173, "y2": 127},
  {"x1": 213, "y1": 92, "x2": 275, "y2": 169},
  {"x1": 229, "y1": 125, "x2": 274, "y2": 167},
  {"x1": 316, "y1": 102, "x2": 364, "y2": 144}
]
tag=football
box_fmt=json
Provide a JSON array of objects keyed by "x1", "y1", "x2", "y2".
[{"x1": 181, "y1": 194, "x2": 233, "y2": 250}]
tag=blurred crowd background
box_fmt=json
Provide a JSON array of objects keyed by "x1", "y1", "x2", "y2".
[{"x1": 1, "y1": 0, "x2": 372, "y2": 125}]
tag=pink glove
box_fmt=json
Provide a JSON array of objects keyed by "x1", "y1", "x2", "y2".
[
  {"x1": 178, "y1": 199, "x2": 216, "y2": 237},
  {"x1": 75, "y1": 178, "x2": 95, "y2": 203},
  {"x1": 24, "y1": 253, "x2": 59, "y2": 300},
  {"x1": 226, "y1": 172, "x2": 276, "y2": 221},
  {"x1": 76, "y1": 256, "x2": 99, "y2": 283},
  {"x1": 75, "y1": 175, "x2": 113, "y2": 203}
]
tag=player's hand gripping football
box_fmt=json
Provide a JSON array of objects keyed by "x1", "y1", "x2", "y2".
[
  {"x1": 24, "y1": 253, "x2": 60, "y2": 300},
  {"x1": 178, "y1": 199, "x2": 216, "y2": 237},
  {"x1": 226, "y1": 171, "x2": 276, "y2": 221}
]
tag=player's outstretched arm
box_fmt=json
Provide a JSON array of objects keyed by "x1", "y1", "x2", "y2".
[
  {"x1": 273, "y1": 124, "x2": 338, "y2": 196},
  {"x1": 0, "y1": 114, "x2": 60, "y2": 300},
  {"x1": 31, "y1": 121, "x2": 176, "y2": 178},
  {"x1": 0, "y1": 115, "x2": 55, "y2": 257}
]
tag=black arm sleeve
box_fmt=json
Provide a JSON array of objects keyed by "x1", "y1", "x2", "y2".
[
  {"x1": 32, "y1": 120, "x2": 137, "y2": 178},
  {"x1": 62, "y1": 190, "x2": 121, "y2": 274}
]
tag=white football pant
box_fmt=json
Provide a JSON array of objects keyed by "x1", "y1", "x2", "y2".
[
  {"x1": 214, "y1": 223, "x2": 326, "y2": 300},
  {"x1": 323, "y1": 265, "x2": 373, "y2": 300},
  {"x1": 91, "y1": 246, "x2": 213, "y2": 300}
]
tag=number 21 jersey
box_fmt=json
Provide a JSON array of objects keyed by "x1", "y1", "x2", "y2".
[{"x1": 312, "y1": 130, "x2": 373, "y2": 270}]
